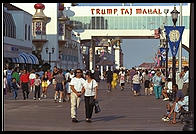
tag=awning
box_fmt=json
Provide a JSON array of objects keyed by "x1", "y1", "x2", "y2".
[{"x1": 12, "y1": 52, "x2": 39, "y2": 64}]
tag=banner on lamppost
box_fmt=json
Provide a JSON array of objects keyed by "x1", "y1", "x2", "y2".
[
  {"x1": 160, "y1": 47, "x2": 167, "y2": 62},
  {"x1": 164, "y1": 26, "x2": 185, "y2": 57}
]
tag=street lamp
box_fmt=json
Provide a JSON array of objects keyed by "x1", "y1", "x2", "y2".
[
  {"x1": 171, "y1": 6, "x2": 180, "y2": 85},
  {"x1": 45, "y1": 47, "x2": 55, "y2": 67},
  {"x1": 59, "y1": 51, "x2": 63, "y2": 69},
  {"x1": 164, "y1": 36, "x2": 169, "y2": 79}
]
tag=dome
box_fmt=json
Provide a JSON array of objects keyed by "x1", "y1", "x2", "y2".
[{"x1": 34, "y1": 3, "x2": 45, "y2": 10}]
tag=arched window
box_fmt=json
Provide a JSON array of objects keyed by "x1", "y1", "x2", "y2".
[
  {"x1": 25, "y1": 24, "x2": 27, "y2": 40},
  {"x1": 13, "y1": 26, "x2": 16, "y2": 38},
  {"x1": 28, "y1": 25, "x2": 30, "y2": 40}
]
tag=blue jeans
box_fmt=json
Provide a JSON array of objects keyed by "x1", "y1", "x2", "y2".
[
  {"x1": 153, "y1": 86, "x2": 162, "y2": 99},
  {"x1": 12, "y1": 89, "x2": 18, "y2": 99}
]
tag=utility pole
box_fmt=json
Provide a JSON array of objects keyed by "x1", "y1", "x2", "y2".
[{"x1": 178, "y1": 3, "x2": 183, "y2": 72}]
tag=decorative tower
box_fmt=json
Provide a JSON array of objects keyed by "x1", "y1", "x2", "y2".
[
  {"x1": 32, "y1": 3, "x2": 51, "y2": 63},
  {"x1": 58, "y1": 3, "x2": 67, "y2": 41}
]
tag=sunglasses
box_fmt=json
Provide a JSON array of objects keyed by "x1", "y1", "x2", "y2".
[{"x1": 76, "y1": 72, "x2": 82, "y2": 74}]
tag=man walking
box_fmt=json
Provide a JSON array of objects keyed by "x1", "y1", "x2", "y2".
[
  {"x1": 93, "y1": 67, "x2": 101, "y2": 85},
  {"x1": 69, "y1": 69, "x2": 85, "y2": 122},
  {"x1": 106, "y1": 67, "x2": 113, "y2": 92},
  {"x1": 20, "y1": 69, "x2": 30, "y2": 100},
  {"x1": 54, "y1": 69, "x2": 65, "y2": 102}
]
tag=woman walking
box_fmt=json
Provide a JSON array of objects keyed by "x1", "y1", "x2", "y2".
[
  {"x1": 119, "y1": 69, "x2": 126, "y2": 91},
  {"x1": 52, "y1": 66, "x2": 59, "y2": 100},
  {"x1": 143, "y1": 70, "x2": 150, "y2": 95},
  {"x1": 29, "y1": 69, "x2": 36, "y2": 93},
  {"x1": 34, "y1": 74, "x2": 42, "y2": 100},
  {"x1": 152, "y1": 71, "x2": 163, "y2": 99},
  {"x1": 82, "y1": 71, "x2": 98, "y2": 122},
  {"x1": 132, "y1": 72, "x2": 141, "y2": 96},
  {"x1": 41, "y1": 71, "x2": 49, "y2": 98}
]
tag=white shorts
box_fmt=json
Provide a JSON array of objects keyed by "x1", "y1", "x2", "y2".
[
  {"x1": 174, "y1": 96, "x2": 189, "y2": 112},
  {"x1": 52, "y1": 79, "x2": 57, "y2": 85}
]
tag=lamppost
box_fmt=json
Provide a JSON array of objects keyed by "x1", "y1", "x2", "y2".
[
  {"x1": 164, "y1": 36, "x2": 169, "y2": 79},
  {"x1": 59, "y1": 51, "x2": 63, "y2": 69},
  {"x1": 171, "y1": 6, "x2": 180, "y2": 85},
  {"x1": 163, "y1": 9, "x2": 169, "y2": 79},
  {"x1": 45, "y1": 47, "x2": 55, "y2": 67}
]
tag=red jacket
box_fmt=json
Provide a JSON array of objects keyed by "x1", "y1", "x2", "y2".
[{"x1": 20, "y1": 73, "x2": 29, "y2": 83}]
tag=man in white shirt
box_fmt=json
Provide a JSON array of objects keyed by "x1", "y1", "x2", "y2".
[
  {"x1": 69, "y1": 69, "x2": 85, "y2": 123},
  {"x1": 182, "y1": 66, "x2": 189, "y2": 96}
]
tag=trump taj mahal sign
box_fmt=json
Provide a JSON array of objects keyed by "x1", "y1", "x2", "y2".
[{"x1": 91, "y1": 8, "x2": 162, "y2": 15}]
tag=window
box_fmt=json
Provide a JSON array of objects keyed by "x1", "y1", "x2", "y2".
[
  {"x1": 28, "y1": 25, "x2": 30, "y2": 40},
  {"x1": 25, "y1": 24, "x2": 27, "y2": 40}
]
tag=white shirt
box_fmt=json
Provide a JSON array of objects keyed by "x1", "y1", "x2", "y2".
[
  {"x1": 4, "y1": 70, "x2": 7, "y2": 77},
  {"x1": 84, "y1": 79, "x2": 97, "y2": 96},
  {"x1": 183, "y1": 71, "x2": 189, "y2": 83},
  {"x1": 132, "y1": 74, "x2": 140, "y2": 84},
  {"x1": 70, "y1": 77, "x2": 85, "y2": 92},
  {"x1": 65, "y1": 72, "x2": 70, "y2": 81},
  {"x1": 29, "y1": 73, "x2": 36, "y2": 80},
  {"x1": 167, "y1": 81, "x2": 172, "y2": 90},
  {"x1": 119, "y1": 71, "x2": 125, "y2": 83},
  {"x1": 4, "y1": 77, "x2": 7, "y2": 88},
  {"x1": 70, "y1": 74, "x2": 74, "y2": 79}
]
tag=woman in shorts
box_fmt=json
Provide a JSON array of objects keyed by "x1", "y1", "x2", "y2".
[{"x1": 41, "y1": 71, "x2": 49, "y2": 98}]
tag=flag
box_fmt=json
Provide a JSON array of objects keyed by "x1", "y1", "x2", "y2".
[{"x1": 164, "y1": 26, "x2": 185, "y2": 57}]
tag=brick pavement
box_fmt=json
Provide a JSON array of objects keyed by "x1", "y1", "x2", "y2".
[{"x1": 3, "y1": 81, "x2": 184, "y2": 131}]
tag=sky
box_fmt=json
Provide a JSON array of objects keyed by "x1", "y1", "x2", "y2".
[{"x1": 121, "y1": 39, "x2": 189, "y2": 69}]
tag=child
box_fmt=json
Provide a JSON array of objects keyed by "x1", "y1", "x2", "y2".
[
  {"x1": 34, "y1": 74, "x2": 42, "y2": 100},
  {"x1": 10, "y1": 78, "x2": 19, "y2": 100}
]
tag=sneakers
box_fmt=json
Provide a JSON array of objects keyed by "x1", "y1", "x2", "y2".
[
  {"x1": 72, "y1": 118, "x2": 78, "y2": 123},
  {"x1": 44, "y1": 95, "x2": 47, "y2": 99},
  {"x1": 163, "y1": 98, "x2": 169, "y2": 101},
  {"x1": 41, "y1": 93, "x2": 44, "y2": 98},
  {"x1": 86, "y1": 118, "x2": 92, "y2": 123},
  {"x1": 33, "y1": 97, "x2": 36, "y2": 100},
  {"x1": 162, "y1": 117, "x2": 170, "y2": 122},
  {"x1": 38, "y1": 98, "x2": 41, "y2": 101},
  {"x1": 59, "y1": 99, "x2": 62, "y2": 103}
]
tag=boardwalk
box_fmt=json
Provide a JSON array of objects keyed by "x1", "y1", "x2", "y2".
[{"x1": 3, "y1": 81, "x2": 184, "y2": 131}]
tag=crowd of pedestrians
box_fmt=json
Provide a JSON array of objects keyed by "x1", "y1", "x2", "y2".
[{"x1": 3, "y1": 65, "x2": 189, "y2": 124}]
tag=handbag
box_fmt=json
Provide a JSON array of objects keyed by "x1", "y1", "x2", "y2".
[
  {"x1": 47, "y1": 80, "x2": 51, "y2": 86},
  {"x1": 94, "y1": 100, "x2": 101, "y2": 113}
]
